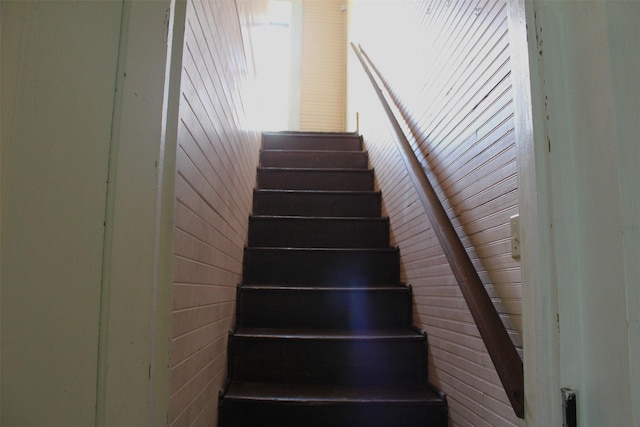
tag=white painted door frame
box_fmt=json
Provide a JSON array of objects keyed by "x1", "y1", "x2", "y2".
[
  {"x1": 509, "y1": 1, "x2": 640, "y2": 426},
  {"x1": 95, "y1": 0, "x2": 186, "y2": 425},
  {"x1": 508, "y1": 1, "x2": 563, "y2": 424}
]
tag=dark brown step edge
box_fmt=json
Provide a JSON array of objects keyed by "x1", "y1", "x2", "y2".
[
  {"x1": 223, "y1": 381, "x2": 446, "y2": 405},
  {"x1": 257, "y1": 167, "x2": 373, "y2": 172},
  {"x1": 239, "y1": 282, "x2": 404, "y2": 289},
  {"x1": 247, "y1": 215, "x2": 390, "y2": 248},
  {"x1": 252, "y1": 189, "x2": 382, "y2": 218},
  {"x1": 256, "y1": 168, "x2": 375, "y2": 191},
  {"x1": 227, "y1": 327, "x2": 429, "y2": 385},
  {"x1": 259, "y1": 150, "x2": 370, "y2": 169},
  {"x1": 261, "y1": 134, "x2": 363, "y2": 152},
  {"x1": 259, "y1": 148, "x2": 368, "y2": 153},
  {"x1": 232, "y1": 327, "x2": 423, "y2": 341},
  {"x1": 249, "y1": 214, "x2": 389, "y2": 221},
  {"x1": 253, "y1": 189, "x2": 381, "y2": 195},
  {"x1": 252, "y1": 189, "x2": 382, "y2": 201},
  {"x1": 242, "y1": 246, "x2": 400, "y2": 286},
  {"x1": 219, "y1": 387, "x2": 448, "y2": 427},
  {"x1": 244, "y1": 246, "x2": 398, "y2": 252},
  {"x1": 235, "y1": 283, "x2": 413, "y2": 329},
  {"x1": 263, "y1": 130, "x2": 360, "y2": 137},
  {"x1": 238, "y1": 284, "x2": 408, "y2": 290},
  {"x1": 247, "y1": 215, "x2": 390, "y2": 231}
]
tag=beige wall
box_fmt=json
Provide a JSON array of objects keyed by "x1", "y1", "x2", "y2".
[
  {"x1": 1, "y1": 2, "x2": 121, "y2": 424},
  {"x1": 169, "y1": 1, "x2": 265, "y2": 425},
  {"x1": 300, "y1": 0, "x2": 347, "y2": 131},
  {"x1": 347, "y1": 1, "x2": 523, "y2": 425},
  {"x1": 1, "y1": 1, "x2": 182, "y2": 425}
]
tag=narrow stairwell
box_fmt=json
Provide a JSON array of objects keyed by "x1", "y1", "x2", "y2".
[{"x1": 219, "y1": 131, "x2": 447, "y2": 427}]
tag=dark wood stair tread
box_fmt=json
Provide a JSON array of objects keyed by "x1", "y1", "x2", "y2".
[
  {"x1": 257, "y1": 167, "x2": 374, "y2": 191},
  {"x1": 260, "y1": 149, "x2": 367, "y2": 155},
  {"x1": 225, "y1": 381, "x2": 444, "y2": 405},
  {"x1": 258, "y1": 167, "x2": 371, "y2": 172},
  {"x1": 243, "y1": 246, "x2": 399, "y2": 286},
  {"x1": 246, "y1": 247, "x2": 397, "y2": 253},
  {"x1": 234, "y1": 327, "x2": 423, "y2": 341},
  {"x1": 250, "y1": 215, "x2": 388, "y2": 221},
  {"x1": 263, "y1": 131, "x2": 359, "y2": 137},
  {"x1": 237, "y1": 284, "x2": 413, "y2": 330},
  {"x1": 241, "y1": 282, "x2": 405, "y2": 291},
  {"x1": 261, "y1": 133, "x2": 363, "y2": 151},
  {"x1": 240, "y1": 282, "x2": 405, "y2": 288},
  {"x1": 240, "y1": 284, "x2": 407, "y2": 291},
  {"x1": 252, "y1": 189, "x2": 382, "y2": 217},
  {"x1": 254, "y1": 189, "x2": 379, "y2": 195},
  {"x1": 259, "y1": 150, "x2": 370, "y2": 169}
]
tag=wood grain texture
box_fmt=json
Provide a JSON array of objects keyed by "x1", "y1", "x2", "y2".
[
  {"x1": 170, "y1": 1, "x2": 265, "y2": 425},
  {"x1": 348, "y1": 0, "x2": 523, "y2": 425}
]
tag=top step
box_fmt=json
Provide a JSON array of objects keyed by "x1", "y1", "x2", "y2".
[{"x1": 262, "y1": 132, "x2": 363, "y2": 152}]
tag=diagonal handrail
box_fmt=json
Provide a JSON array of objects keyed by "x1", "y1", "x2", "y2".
[{"x1": 351, "y1": 42, "x2": 524, "y2": 419}]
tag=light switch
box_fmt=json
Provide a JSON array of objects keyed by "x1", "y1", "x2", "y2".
[{"x1": 510, "y1": 214, "x2": 520, "y2": 260}]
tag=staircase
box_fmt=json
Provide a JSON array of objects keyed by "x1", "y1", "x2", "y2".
[{"x1": 219, "y1": 131, "x2": 448, "y2": 427}]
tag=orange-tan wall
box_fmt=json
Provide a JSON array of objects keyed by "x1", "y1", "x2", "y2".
[
  {"x1": 300, "y1": 0, "x2": 347, "y2": 131},
  {"x1": 347, "y1": 1, "x2": 523, "y2": 425},
  {"x1": 169, "y1": 1, "x2": 265, "y2": 425}
]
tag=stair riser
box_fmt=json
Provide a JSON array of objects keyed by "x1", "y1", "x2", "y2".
[
  {"x1": 257, "y1": 169, "x2": 374, "y2": 191},
  {"x1": 248, "y1": 217, "x2": 389, "y2": 248},
  {"x1": 260, "y1": 151, "x2": 369, "y2": 169},
  {"x1": 253, "y1": 191, "x2": 381, "y2": 217},
  {"x1": 229, "y1": 337, "x2": 428, "y2": 385},
  {"x1": 238, "y1": 288, "x2": 411, "y2": 329},
  {"x1": 262, "y1": 134, "x2": 362, "y2": 151},
  {"x1": 221, "y1": 131, "x2": 447, "y2": 427},
  {"x1": 243, "y1": 249, "x2": 399, "y2": 286},
  {"x1": 221, "y1": 402, "x2": 447, "y2": 427}
]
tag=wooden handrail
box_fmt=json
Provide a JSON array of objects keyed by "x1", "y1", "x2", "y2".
[{"x1": 351, "y1": 43, "x2": 524, "y2": 419}]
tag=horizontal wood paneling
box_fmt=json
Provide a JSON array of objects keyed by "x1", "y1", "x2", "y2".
[
  {"x1": 348, "y1": 0, "x2": 523, "y2": 425},
  {"x1": 170, "y1": 1, "x2": 265, "y2": 425}
]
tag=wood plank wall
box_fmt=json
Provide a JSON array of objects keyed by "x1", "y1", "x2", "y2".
[
  {"x1": 300, "y1": 0, "x2": 347, "y2": 131},
  {"x1": 169, "y1": 1, "x2": 265, "y2": 425},
  {"x1": 347, "y1": 1, "x2": 523, "y2": 425}
]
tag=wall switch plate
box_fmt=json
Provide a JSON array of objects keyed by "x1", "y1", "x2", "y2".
[{"x1": 510, "y1": 214, "x2": 520, "y2": 259}]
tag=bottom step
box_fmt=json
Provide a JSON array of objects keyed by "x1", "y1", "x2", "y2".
[{"x1": 220, "y1": 382, "x2": 447, "y2": 427}]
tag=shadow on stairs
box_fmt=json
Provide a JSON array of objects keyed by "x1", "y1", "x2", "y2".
[{"x1": 218, "y1": 131, "x2": 448, "y2": 427}]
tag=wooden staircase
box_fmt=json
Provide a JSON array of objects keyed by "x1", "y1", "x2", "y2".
[{"x1": 219, "y1": 131, "x2": 448, "y2": 427}]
